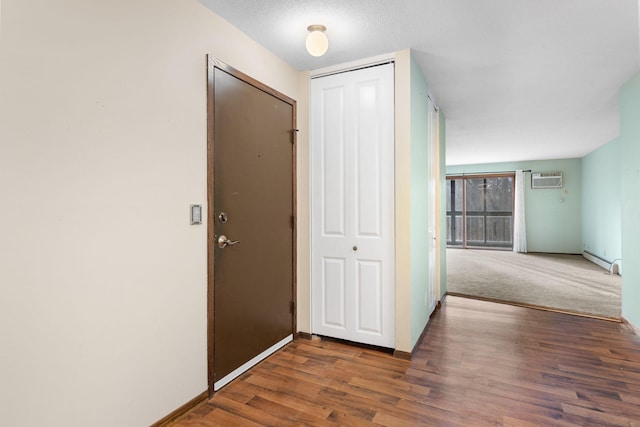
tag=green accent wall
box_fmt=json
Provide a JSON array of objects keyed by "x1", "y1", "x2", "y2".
[
  {"x1": 581, "y1": 138, "x2": 622, "y2": 272},
  {"x1": 446, "y1": 159, "x2": 582, "y2": 254},
  {"x1": 409, "y1": 54, "x2": 431, "y2": 346},
  {"x1": 406, "y1": 52, "x2": 448, "y2": 348},
  {"x1": 439, "y1": 111, "x2": 447, "y2": 298},
  {"x1": 620, "y1": 71, "x2": 640, "y2": 327}
]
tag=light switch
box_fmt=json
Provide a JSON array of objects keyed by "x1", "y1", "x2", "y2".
[{"x1": 190, "y1": 204, "x2": 202, "y2": 225}]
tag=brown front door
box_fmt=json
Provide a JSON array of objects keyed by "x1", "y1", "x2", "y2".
[{"x1": 207, "y1": 57, "x2": 296, "y2": 392}]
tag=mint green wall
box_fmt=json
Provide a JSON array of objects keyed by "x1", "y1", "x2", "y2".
[
  {"x1": 439, "y1": 111, "x2": 447, "y2": 298},
  {"x1": 581, "y1": 138, "x2": 622, "y2": 272},
  {"x1": 620, "y1": 71, "x2": 640, "y2": 327},
  {"x1": 409, "y1": 54, "x2": 431, "y2": 347},
  {"x1": 446, "y1": 159, "x2": 582, "y2": 253}
]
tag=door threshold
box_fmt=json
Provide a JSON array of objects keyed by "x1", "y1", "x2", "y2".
[{"x1": 214, "y1": 334, "x2": 293, "y2": 391}]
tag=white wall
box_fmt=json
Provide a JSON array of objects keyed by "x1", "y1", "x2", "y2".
[
  {"x1": 0, "y1": 1, "x2": 304, "y2": 425},
  {"x1": 394, "y1": 49, "x2": 413, "y2": 353},
  {"x1": 296, "y1": 71, "x2": 311, "y2": 333}
]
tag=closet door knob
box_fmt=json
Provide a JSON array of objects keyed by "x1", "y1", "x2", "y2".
[{"x1": 353, "y1": 246, "x2": 358, "y2": 251}]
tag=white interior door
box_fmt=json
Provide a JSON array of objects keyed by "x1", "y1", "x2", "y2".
[
  {"x1": 311, "y1": 63, "x2": 395, "y2": 348},
  {"x1": 427, "y1": 97, "x2": 439, "y2": 314}
]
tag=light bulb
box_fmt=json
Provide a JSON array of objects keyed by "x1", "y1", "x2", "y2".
[{"x1": 306, "y1": 25, "x2": 328, "y2": 57}]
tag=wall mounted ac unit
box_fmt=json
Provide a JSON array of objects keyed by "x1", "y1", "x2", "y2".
[{"x1": 531, "y1": 171, "x2": 563, "y2": 189}]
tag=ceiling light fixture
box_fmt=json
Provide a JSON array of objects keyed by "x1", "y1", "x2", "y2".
[{"x1": 306, "y1": 25, "x2": 328, "y2": 57}]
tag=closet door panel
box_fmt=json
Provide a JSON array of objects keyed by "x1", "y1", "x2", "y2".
[
  {"x1": 355, "y1": 81, "x2": 382, "y2": 238},
  {"x1": 322, "y1": 257, "x2": 347, "y2": 329},
  {"x1": 311, "y1": 62, "x2": 395, "y2": 348},
  {"x1": 355, "y1": 259, "x2": 383, "y2": 335},
  {"x1": 321, "y1": 86, "x2": 347, "y2": 237}
]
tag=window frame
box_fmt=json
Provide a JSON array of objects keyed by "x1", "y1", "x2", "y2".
[{"x1": 446, "y1": 173, "x2": 515, "y2": 249}]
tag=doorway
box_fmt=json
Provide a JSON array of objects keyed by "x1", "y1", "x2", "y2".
[{"x1": 206, "y1": 56, "x2": 296, "y2": 393}]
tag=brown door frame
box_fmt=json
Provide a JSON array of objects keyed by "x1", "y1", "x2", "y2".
[{"x1": 206, "y1": 55, "x2": 297, "y2": 397}]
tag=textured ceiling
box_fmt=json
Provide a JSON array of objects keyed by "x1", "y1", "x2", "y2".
[{"x1": 200, "y1": 0, "x2": 640, "y2": 165}]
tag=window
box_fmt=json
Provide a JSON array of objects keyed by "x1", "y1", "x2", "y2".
[{"x1": 446, "y1": 174, "x2": 514, "y2": 249}]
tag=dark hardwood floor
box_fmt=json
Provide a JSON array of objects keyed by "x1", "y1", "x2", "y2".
[{"x1": 173, "y1": 296, "x2": 640, "y2": 426}]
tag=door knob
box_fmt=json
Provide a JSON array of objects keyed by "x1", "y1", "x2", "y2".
[{"x1": 218, "y1": 235, "x2": 240, "y2": 248}]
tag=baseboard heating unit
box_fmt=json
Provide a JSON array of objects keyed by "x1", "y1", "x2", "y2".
[{"x1": 583, "y1": 251, "x2": 621, "y2": 275}]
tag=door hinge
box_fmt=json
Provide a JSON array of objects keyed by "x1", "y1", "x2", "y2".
[
  {"x1": 291, "y1": 128, "x2": 299, "y2": 144},
  {"x1": 290, "y1": 215, "x2": 295, "y2": 229},
  {"x1": 290, "y1": 300, "x2": 296, "y2": 314}
]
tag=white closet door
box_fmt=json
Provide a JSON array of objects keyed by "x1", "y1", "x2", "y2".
[{"x1": 311, "y1": 63, "x2": 395, "y2": 348}]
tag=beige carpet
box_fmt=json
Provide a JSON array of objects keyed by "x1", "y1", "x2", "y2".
[{"x1": 446, "y1": 249, "x2": 622, "y2": 319}]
